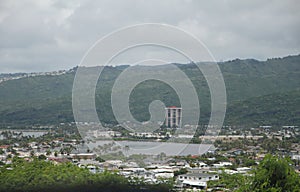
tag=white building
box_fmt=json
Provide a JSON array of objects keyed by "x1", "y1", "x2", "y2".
[
  {"x1": 165, "y1": 106, "x2": 182, "y2": 128},
  {"x1": 292, "y1": 154, "x2": 300, "y2": 161},
  {"x1": 212, "y1": 162, "x2": 232, "y2": 168},
  {"x1": 177, "y1": 173, "x2": 219, "y2": 190}
]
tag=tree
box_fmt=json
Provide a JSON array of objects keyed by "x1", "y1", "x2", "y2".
[
  {"x1": 208, "y1": 172, "x2": 249, "y2": 191},
  {"x1": 0, "y1": 158, "x2": 174, "y2": 192},
  {"x1": 38, "y1": 154, "x2": 47, "y2": 160},
  {"x1": 95, "y1": 156, "x2": 105, "y2": 162},
  {"x1": 30, "y1": 150, "x2": 35, "y2": 157},
  {"x1": 245, "y1": 154, "x2": 300, "y2": 192},
  {"x1": 124, "y1": 145, "x2": 130, "y2": 156},
  {"x1": 174, "y1": 168, "x2": 188, "y2": 177},
  {"x1": 46, "y1": 149, "x2": 51, "y2": 156}
]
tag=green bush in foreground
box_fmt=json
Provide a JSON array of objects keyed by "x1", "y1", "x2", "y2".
[
  {"x1": 0, "y1": 157, "x2": 173, "y2": 192},
  {"x1": 248, "y1": 154, "x2": 300, "y2": 192},
  {"x1": 208, "y1": 154, "x2": 300, "y2": 192}
]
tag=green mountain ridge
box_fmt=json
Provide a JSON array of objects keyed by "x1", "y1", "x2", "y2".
[
  {"x1": 225, "y1": 89, "x2": 300, "y2": 126},
  {"x1": 0, "y1": 54, "x2": 299, "y2": 127}
]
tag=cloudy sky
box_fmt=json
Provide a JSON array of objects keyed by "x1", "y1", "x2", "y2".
[{"x1": 0, "y1": 0, "x2": 299, "y2": 73}]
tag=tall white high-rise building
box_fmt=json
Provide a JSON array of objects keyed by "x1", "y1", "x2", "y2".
[{"x1": 165, "y1": 106, "x2": 182, "y2": 128}]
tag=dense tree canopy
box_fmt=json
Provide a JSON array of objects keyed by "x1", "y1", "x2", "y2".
[
  {"x1": 0, "y1": 55, "x2": 300, "y2": 127},
  {"x1": 0, "y1": 157, "x2": 173, "y2": 192},
  {"x1": 208, "y1": 154, "x2": 300, "y2": 192},
  {"x1": 248, "y1": 154, "x2": 300, "y2": 192}
]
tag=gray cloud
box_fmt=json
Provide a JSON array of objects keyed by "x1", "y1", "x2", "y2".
[{"x1": 0, "y1": 0, "x2": 299, "y2": 72}]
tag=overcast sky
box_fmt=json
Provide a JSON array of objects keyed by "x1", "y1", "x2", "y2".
[{"x1": 0, "y1": 0, "x2": 299, "y2": 73}]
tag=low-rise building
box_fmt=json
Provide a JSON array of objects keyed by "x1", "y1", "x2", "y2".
[{"x1": 177, "y1": 173, "x2": 219, "y2": 190}]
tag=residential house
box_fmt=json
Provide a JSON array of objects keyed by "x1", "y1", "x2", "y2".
[{"x1": 177, "y1": 173, "x2": 219, "y2": 190}]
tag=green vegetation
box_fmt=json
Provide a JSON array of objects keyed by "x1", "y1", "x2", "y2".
[
  {"x1": 208, "y1": 154, "x2": 300, "y2": 192},
  {"x1": 226, "y1": 89, "x2": 300, "y2": 127},
  {"x1": 0, "y1": 157, "x2": 173, "y2": 192},
  {"x1": 208, "y1": 172, "x2": 251, "y2": 191},
  {"x1": 173, "y1": 168, "x2": 188, "y2": 177},
  {"x1": 0, "y1": 55, "x2": 299, "y2": 127},
  {"x1": 245, "y1": 154, "x2": 300, "y2": 192}
]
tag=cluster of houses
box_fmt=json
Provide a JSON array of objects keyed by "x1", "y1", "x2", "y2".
[
  {"x1": 68, "y1": 156, "x2": 226, "y2": 190},
  {"x1": 0, "y1": 124, "x2": 299, "y2": 191},
  {"x1": 0, "y1": 138, "x2": 251, "y2": 191},
  {"x1": 0, "y1": 69, "x2": 73, "y2": 84}
]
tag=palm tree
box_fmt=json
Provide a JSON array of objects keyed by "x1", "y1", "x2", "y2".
[
  {"x1": 124, "y1": 145, "x2": 130, "y2": 156},
  {"x1": 46, "y1": 149, "x2": 51, "y2": 156},
  {"x1": 30, "y1": 150, "x2": 35, "y2": 157}
]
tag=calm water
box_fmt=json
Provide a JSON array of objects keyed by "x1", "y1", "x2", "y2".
[
  {"x1": 87, "y1": 140, "x2": 215, "y2": 156},
  {"x1": 0, "y1": 130, "x2": 48, "y2": 139}
]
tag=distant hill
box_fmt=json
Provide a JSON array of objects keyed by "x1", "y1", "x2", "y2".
[
  {"x1": 0, "y1": 54, "x2": 299, "y2": 127},
  {"x1": 225, "y1": 89, "x2": 300, "y2": 127}
]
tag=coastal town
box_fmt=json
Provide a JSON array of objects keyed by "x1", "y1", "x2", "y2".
[
  {"x1": 1, "y1": 0, "x2": 299, "y2": 191},
  {"x1": 0, "y1": 122, "x2": 299, "y2": 191}
]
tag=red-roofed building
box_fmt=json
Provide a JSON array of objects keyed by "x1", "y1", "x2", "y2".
[{"x1": 0, "y1": 145, "x2": 9, "y2": 149}]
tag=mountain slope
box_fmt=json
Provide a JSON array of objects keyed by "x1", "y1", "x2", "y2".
[
  {"x1": 0, "y1": 54, "x2": 299, "y2": 127},
  {"x1": 225, "y1": 89, "x2": 300, "y2": 126}
]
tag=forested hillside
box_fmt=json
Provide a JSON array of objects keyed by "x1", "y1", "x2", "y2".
[{"x1": 0, "y1": 55, "x2": 299, "y2": 127}]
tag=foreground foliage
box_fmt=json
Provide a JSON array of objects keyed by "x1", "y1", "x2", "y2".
[
  {"x1": 248, "y1": 154, "x2": 300, "y2": 192},
  {"x1": 209, "y1": 154, "x2": 300, "y2": 192},
  {"x1": 0, "y1": 158, "x2": 173, "y2": 192}
]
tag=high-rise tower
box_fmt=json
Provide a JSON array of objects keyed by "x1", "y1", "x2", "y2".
[{"x1": 165, "y1": 106, "x2": 182, "y2": 128}]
